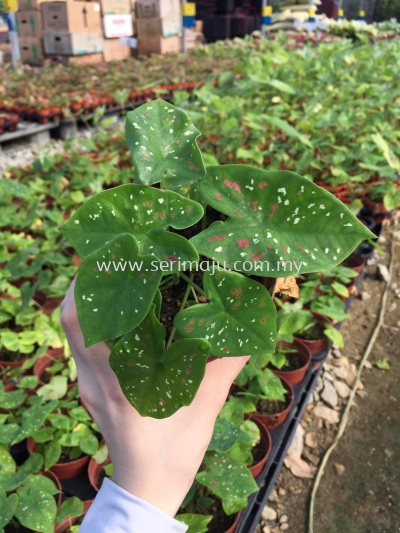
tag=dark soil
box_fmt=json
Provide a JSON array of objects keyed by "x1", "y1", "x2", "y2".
[
  {"x1": 160, "y1": 278, "x2": 188, "y2": 335},
  {"x1": 97, "y1": 469, "x2": 106, "y2": 491},
  {"x1": 252, "y1": 437, "x2": 266, "y2": 465},
  {"x1": 296, "y1": 322, "x2": 324, "y2": 341},
  {"x1": 269, "y1": 352, "x2": 304, "y2": 372},
  {"x1": 204, "y1": 500, "x2": 237, "y2": 533},
  {"x1": 257, "y1": 397, "x2": 289, "y2": 416}
]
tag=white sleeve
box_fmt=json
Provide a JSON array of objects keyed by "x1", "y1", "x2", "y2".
[{"x1": 79, "y1": 478, "x2": 188, "y2": 533}]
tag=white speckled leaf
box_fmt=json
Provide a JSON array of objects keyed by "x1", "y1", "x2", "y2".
[
  {"x1": 191, "y1": 166, "x2": 374, "y2": 277},
  {"x1": 174, "y1": 270, "x2": 276, "y2": 357},
  {"x1": 196, "y1": 452, "x2": 258, "y2": 501},
  {"x1": 16, "y1": 484, "x2": 57, "y2": 533},
  {"x1": 0, "y1": 491, "x2": 18, "y2": 529},
  {"x1": 126, "y1": 99, "x2": 206, "y2": 186},
  {"x1": 59, "y1": 185, "x2": 203, "y2": 271},
  {"x1": 109, "y1": 306, "x2": 210, "y2": 418},
  {"x1": 75, "y1": 234, "x2": 163, "y2": 347}
]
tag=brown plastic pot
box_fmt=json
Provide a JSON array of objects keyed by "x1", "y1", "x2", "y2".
[
  {"x1": 27, "y1": 437, "x2": 90, "y2": 480},
  {"x1": 293, "y1": 312, "x2": 332, "y2": 355},
  {"x1": 248, "y1": 420, "x2": 271, "y2": 478},
  {"x1": 88, "y1": 453, "x2": 111, "y2": 492},
  {"x1": 55, "y1": 499, "x2": 93, "y2": 533},
  {"x1": 252, "y1": 376, "x2": 294, "y2": 430},
  {"x1": 342, "y1": 252, "x2": 365, "y2": 275},
  {"x1": 272, "y1": 340, "x2": 312, "y2": 385}
]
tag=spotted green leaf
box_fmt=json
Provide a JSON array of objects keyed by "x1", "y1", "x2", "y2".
[
  {"x1": 191, "y1": 166, "x2": 374, "y2": 277},
  {"x1": 75, "y1": 234, "x2": 163, "y2": 347},
  {"x1": 174, "y1": 270, "x2": 276, "y2": 356},
  {"x1": 59, "y1": 185, "x2": 203, "y2": 272},
  {"x1": 208, "y1": 419, "x2": 254, "y2": 453},
  {"x1": 126, "y1": 99, "x2": 206, "y2": 187},
  {"x1": 56, "y1": 497, "x2": 84, "y2": 525},
  {"x1": 109, "y1": 306, "x2": 210, "y2": 418},
  {"x1": 0, "y1": 453, "x2": 43, "y2": 492},
  {"x1": 16, "y1": 485, "x2": 57, "y2": 533},
  {"x1": 12, "y1": 399, "x2": 58, "y2": 445},
  {"x1": 0, "y1": 491, "x2": 18, "y2": 528},
  {"x1": 176, "y1": 514, "x2": 213, "y2": 533},
  {"x1": 196, "y1": 452, "x2": 258, "y2": 501},
  {"x1": 0, "y1": 446, "x2": 15, "y2": 476}
]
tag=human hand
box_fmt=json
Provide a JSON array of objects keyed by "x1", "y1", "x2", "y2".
[{"x1": 61, "y1": 277, "x2": 250, "y2": 517}]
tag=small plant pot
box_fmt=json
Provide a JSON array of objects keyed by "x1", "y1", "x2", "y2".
[
  {"x1": 252, "y1": 376, "x2": 294, "y2": 430},
  {"x1": 88, "y1": 454, "x2": 111, "y2": 492},
  {"x1": 294, "y1": 312, "x2": 331, "y2": 355},
  {"x1": 342, "y1": 252, "x2": 365, "y2": 275},
  {"x1": 54, "y1": 499, "x2": 93, "y2": 533},
  {"x1": 27, "y1": 437, "x2": 90, "y2": 480},
  {"x1": 248, "y1": 421, "x2": 271, "y2": 478},
  {"x1": 272, "y1": 340, "x2": 312, "y2": 385}
]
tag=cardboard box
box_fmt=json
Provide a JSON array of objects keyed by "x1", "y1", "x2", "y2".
[
  {"x1": 180, "y1": 29, "x2": 203, "y2": 50},
  {"x1": 103, "y1": 13, "x2": 133, "y2": 37},
  {"x1": 137, "y1": 35, "x2": 180, "y2": 55},
  {"x1": 42, "y1": 2, "x2": 101, "y2": 33},
  {"x1": 16, "y1": 11, "x2": 43, "y2": 37},
  {"x1": 43, "y1": 32, "x2": 104, "y2": 54},
  {"x1": 17, "y1": 0, "x2": 48, "y2": 10},
  {"x1": 102, "y1": 37, "x2": 130, "y2": 60},
  {"x1": 100, "y1": 0, "x2": 130, "y2": 14},
  {"x1": 47, "y1": 52, "x2": 104, "y2": 64},
  {"x1": 136, "y1": 0, "x2": 180, "y2": 19},
  {"x1": 136, "y1": 16, "x2": 181, "y2": 38},
  {"x1": 19, "y1": 35, "x2": 44, "y2": 64}
]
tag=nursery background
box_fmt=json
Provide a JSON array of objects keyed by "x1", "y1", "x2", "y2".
[{"x1": 1, "y1": 1, "x2": 400, "y2": 532}]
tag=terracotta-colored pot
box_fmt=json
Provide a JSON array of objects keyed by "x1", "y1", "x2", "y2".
[
  {"x1": 249, "y1": 421, "x2": 271, "y2": 478},
  {"x1": 88, "y1": 453, "x2": 111, "y2": 492},
  {"x1": 294, "y1": 312, "x2": 331, "y2": 355},
  {"x1": 252, "y1": 376, "x2": 294, "y2": 430},
  {"x1": 272, "y1": 340, "x2": 312, "y2": 385},
  {"x1": 27, "y1": 437, "x2": 90, "y2": 480},
  {"x1": 342, "y1": 252, "x2": 365, "y2": 275},
  {"x1": 54, "y1": 499, "x2": 93, "y2": 533},
  {"x1": 0, "y1": 357, "x2": 26, "y2": 370}
]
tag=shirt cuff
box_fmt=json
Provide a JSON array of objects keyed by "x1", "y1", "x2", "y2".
[{"x1": 79, "y1": 478, "x2": 188, "y2": 533}]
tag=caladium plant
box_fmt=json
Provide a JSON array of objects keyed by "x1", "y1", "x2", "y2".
[{"x1": 60, "y1": 99, "x2": 373, "y2": 419}]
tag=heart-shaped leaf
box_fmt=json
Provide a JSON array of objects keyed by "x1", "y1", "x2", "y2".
[
  {"x1": 56, "y1": 497, "x2": 84, "y2": 525},
  {"x1": 75, "y1": 234, "x2": 163, "y2": 347},
  {"x1": 191, "y1": 166, "x2": 374, "y2": 277},
  {"x1": 196, "y1": 452, "x2": 258, "y2": 501},
  {"x1": 0, "y1": 491, "x2": 18, "y2": 528},
  {"x1": 16, "y1": 486, "x2": 57, "y2": 533},
  {"x1": 176, "y1": 514, "x2": 213, "y2": 533},
  {"x1": 126, "y1": 99, "x2": 206, "y2": 186},
  {"x1": 174, "y1": 270, "x2": 277, "y2": 356},
  {"x1": 109, "y1": 306, "x2": 210, "y2": 418},
  {"x1": 208, "y1": 419, "x2": 254, "y2": 453},
  {"x1": 59, "y1": 185, "x2": 203, "y2": 271}
]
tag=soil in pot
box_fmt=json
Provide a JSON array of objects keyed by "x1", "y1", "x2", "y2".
[
  {"x1": 253, "y1": 377, "x2": 294, "y2": 430},
  {"x1": 271, "y1": 341, "x2": 311, "y2": 386},
  {"x1": 249, "y1": 422, "x2": 271, "y2": 478},
  {"x1": 199, "y1": 500, "x2": 240, "y2": 533}
]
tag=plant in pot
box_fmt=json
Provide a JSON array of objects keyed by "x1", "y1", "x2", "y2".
[
  {"x1": 58, "y1": 99, "x2": 372, "y2": 420},
  {"x1": 0, "y1": 450, "x2": 61, "y2": 533},
  {"x1": 233, "y1": 354, "x2": 293, "y2": 430}
]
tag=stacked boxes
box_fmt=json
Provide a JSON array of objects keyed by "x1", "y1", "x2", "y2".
[
  {"x1": 42, "y1": 2, "x2": 103, "y2": 57},
  {"x1": 16, "y1": 0, "x2": 46, "y2": 65},
  {"x1": 136, "y1": 0, "x2": 182, "y2": 55},
  {"x1": 100, "y1": 0, "x2": 133, "y2": 60}
]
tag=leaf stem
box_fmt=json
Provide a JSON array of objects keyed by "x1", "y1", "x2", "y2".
[
  {"x1": 179, "y1": 272, "x2": 208, "y2": 298},
  {"x1": 166, "y1": 274, "x2": 193, "y2": 348},
  {"x1": 190, "y1": 286, "x2": 198, "y2": 303}
]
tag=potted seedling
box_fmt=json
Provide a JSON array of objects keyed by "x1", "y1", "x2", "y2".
[{"x1": 58, "y1": 99, "x2": 372, "y2": 422}]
